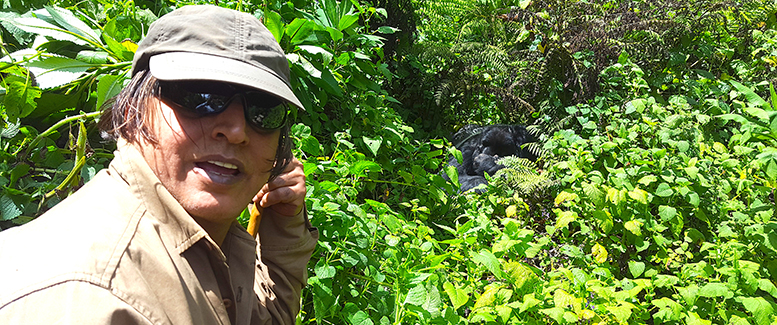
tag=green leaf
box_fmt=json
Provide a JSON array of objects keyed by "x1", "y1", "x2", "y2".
[
  {"x1": 362, "y1": 136, "x2": 382, "y2": 156},
  {"x1": 770, "y1": 82, "x2": 777, "y2": 111},
  {"x1": 338, "y1": 14, "x2": 358, "y2": 31},
  {"x1": 731, "y1": 80, "x2": 771, "y2": 110},
  {"x1": 718, "y1": 113, "x2": 749, "y2": 124},
  {"x1": 555, "y1": 210, "x2": 578, "y2": 230},
  {"x1": 628, "y1": 188, "x2": 648, "y2": 204},
  {"x1": 286, "y1": 18, "x2": 315, "y2": 45},
  {"x1": 405, "y1": 284, "x2": 427, "y2": 306},
  {"x1": 582, "y1": 182, "x2": 604, "y2": 206},
  {"x1": 698, "y1": 282, "x2": 732, "y2": 298},
  {"x1": 96, "y1": 73, "x2": 127, "y2": 110},
  {"x1": 3, "y1": 73, "x2": 41, "y2": 120},
  {"x1": 686, "y1": 311, "x2": 712, "y2": 325},
  {"x1": 75, "y1": 50, "x2": 109, "y2": 64},
  {"x1": 102, "y1": 33, "x2": 135, "y2": 61},
  {"x1": 12, "y1": 17, "x2": 88, "y2": 46},
  {"x1": 471, "y1": 249, "x2": 507, "y2": 280},
  {"x1": 758, "y1": 279, "x2": 777, "y2": 298},
  {"x1": 655, "y1": 183, "x2": 674, "y2": 197},
  {"x1": 606, "y1": 302, "x2": 634, "y2": 323},
  {"x1": 43, "y1": 6, "x2": 100, "y2": 45},
  {"x1": 628, "y1": 260, "x2": 645, "y2": 278},
  {"x1": 737, "y1": 296, "x2": 775, "y2": 325},
  {"x1": 744, "y1": 105, "x2": 770, "y2": 122},
  {"x1": 0, "y1": 195, "x2": 22, "y2": 221},
  {"x1": 540, "y1": 307, "x2": 565, "y2": 323},
  {"x1": 637, "y1": 175, "x2": 657, "y2": 186},
  {"x1": 348, "y1": 310, "x2": 374, "y2": 325},
  {"x1": 625, "y1": 98, "x2": 646, "y2": 114},
  {"x1": 653, "y1": 297, "x2": 683, "y2": 322},
  {"x1": 376, "y1": 26, "x2": 399, "y2": 34},
  {"x1": 10, "y1": 163, "x2": 30, "y2": 187},
  {"x1": 593, "y1": 210, "x2": 613, "y2": 233},
  {"x1": 314, "y1": 264, "x2": 336, "y2": 279},
  {"x1": 519, "y1": 293, "x2": 541, "y2": 312},
  {"x1": 0, "y1": 11, "x2": 30, "y2": 44},
  {"x1": 443, "y1": 282, "x2": 469, "y2": 310},
  {"x1": 262, "y1": 10, "x2": 283, "y2": 43},
  {"x1": 298, "y1": 45, "x2": 334, "y2": 63},
  {"x1": 315, "y1": 68, "x2": 343, "y2": 96},
  {"x1": 554, "y1": 190, "x2": 578, "y2": 206},
  {"x1": 624, "y1": 220, "x2": 643, "y2": 236},
  {"x1": 591, "y1": 243, "x2": 608, "y2": 264},
  {"x1": 26, "y1": 56, "x2": 95, "y2": 89},
  {"x1": 659, "y1": 205, "x2": 677, "y2": 222}
]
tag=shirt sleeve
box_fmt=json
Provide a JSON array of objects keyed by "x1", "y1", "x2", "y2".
[
  {"x1": 252, "y1": 207, "x2": 318, "y2": 324},
  {"x1": 0, "y1": 281, "x2": 154, "y2": 324}
]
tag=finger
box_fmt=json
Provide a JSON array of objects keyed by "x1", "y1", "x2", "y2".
[{"x1": 259, "y1": 186, "x2": 305, "y2": 216}]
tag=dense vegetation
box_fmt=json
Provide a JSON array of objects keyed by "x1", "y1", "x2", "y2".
[{"x1": 2, "y1": 0, "x2": 777, "y2": 324}]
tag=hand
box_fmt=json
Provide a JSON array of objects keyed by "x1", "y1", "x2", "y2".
[{"x1": 254, "y1": 157, "x2": 306, "y2": 217}]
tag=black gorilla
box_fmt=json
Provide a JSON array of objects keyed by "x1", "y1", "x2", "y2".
[{"x1": 446, "y1": 124, "x2": 536, "y2": 192}]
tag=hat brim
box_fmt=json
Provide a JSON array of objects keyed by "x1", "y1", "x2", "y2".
[{"x1": 148, "y1": 52, "x2": 304, "y2": 110}]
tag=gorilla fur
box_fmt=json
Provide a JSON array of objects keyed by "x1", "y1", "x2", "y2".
[{"x1": 446, "y1": 124, "x2": 536, "y2": 192}]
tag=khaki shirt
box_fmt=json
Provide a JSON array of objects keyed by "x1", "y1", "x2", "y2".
[{"x1": 0, "y1": 141, "x2": 318, "y2": 324}]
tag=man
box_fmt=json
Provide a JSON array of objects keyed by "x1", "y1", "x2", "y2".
[{"x1": 0, "y1": 5, "x2": 318, "y2": 324}]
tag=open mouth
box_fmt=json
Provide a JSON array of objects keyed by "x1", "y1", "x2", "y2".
[{"x1": 195, "y1": 160, "x2": 240, "y2": 177}]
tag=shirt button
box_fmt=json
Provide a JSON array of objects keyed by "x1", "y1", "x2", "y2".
[{"x1": 223, "y1": 298, "x2": 233, "y2": 309}]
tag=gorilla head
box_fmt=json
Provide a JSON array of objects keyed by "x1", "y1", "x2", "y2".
[{"x1": 446, "y1": 124, "x2": 537, "y2": 193}]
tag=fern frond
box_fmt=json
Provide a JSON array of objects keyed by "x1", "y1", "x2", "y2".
[{"x1": 492, "y1": 156, "x2": 556, "y2": 196}]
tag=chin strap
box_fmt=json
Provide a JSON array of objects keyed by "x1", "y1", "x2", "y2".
[{"x1": 247, "y1": 203, "x2": 263, "y2": 237}]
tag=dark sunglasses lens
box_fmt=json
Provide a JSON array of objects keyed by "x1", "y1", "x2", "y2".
[
  {"x1": 244, "y1": 93, "x2": 288, "y2": 130},
  {"x1": 161, "y1": 82, "x2": 232, "y2": 116},
  {"x1": 161, "y1": 82, "x2": 288, "y2": 129}
]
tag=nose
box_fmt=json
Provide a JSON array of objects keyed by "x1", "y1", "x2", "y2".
[{"x1": 210, "y1": 96, "x2": 249, "y2": 144}]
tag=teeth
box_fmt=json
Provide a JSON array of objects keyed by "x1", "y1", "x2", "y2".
[{"x1": 208, "y1": 160, "x2": 238, "y2": 170}]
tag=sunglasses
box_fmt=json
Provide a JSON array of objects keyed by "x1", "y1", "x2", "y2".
[{"x1": 159, "y1": 81, "x2": 290, "y2": 131}]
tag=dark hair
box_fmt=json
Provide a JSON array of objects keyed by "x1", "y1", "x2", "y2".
[{"x1": 99, "y1": 70, "x2": 294, "y2": 181}]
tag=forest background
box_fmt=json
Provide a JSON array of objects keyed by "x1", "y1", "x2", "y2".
[{"x1": 2, "y1": 0, "x2": 777, "y2": 324}]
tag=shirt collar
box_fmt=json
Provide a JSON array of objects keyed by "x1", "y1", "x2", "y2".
[{"x1": 110, "y1": 139, "x2": 223, "y2": 256}]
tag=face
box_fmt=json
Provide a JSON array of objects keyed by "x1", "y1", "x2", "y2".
[{"x1": 134, "y1": 89, "x2": 280, "y2": 225}]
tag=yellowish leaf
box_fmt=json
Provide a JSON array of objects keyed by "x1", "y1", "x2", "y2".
[
  {"x1": 506, "y1": 205, "x2": 518, "y2": 218},
  {"x1": 628, "y1": 188, "x2": 648, "y2": 204},
  {"x1": 624, "y1": 220, "x2": 643, "y2": 236},
  {"x1": 121, "y1": 39, "x2": 138, "y2": 52},
  {"x1": 554, "y1": 190, "x2": 579, "y2": 206},
  {"x1": 591, "y1": 243, "x2": 608, "y2": 264},
  {"x1": 555, "y1": 210, "x2": 578, "y2": 230}
]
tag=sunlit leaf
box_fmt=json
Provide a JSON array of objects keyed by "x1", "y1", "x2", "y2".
[
  {"x1": 443, "y1": 282, "x2": 469, "y2": 310},
  {"x1": 624, "y1": 220, "x2": 643, "y2": 236},
  {"x1": 471, "y1": 249, "x2": 507, "y2": 280},
  {"x1": 591, "y1": 243, "x2": 608, "y2": 264},
  {"x1": 26, "y1": 55, "x2": 95, "y2": 89},
  {"x1": 737, "y1": 296, "x2": 774, "y2": 325}
]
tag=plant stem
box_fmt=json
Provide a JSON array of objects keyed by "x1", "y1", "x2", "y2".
[{"x1": 27, "y1": 111, "x2": 101, "y2": 154}]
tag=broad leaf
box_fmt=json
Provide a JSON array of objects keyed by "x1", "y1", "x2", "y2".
[
  {"x1": 362, "y1": 136, "x2": 382, "y2": 156},
  {"x1": 26, "y1": 56, "x2": 95, "y2": 89},
  {"x1": 698, "y1": 282, "x2": 732, "y2": 298},
  {"x1": 737, "y1": 296, "x2": 775, "y2": 325},
  {"x1": 13, "y1": 17, "x2": 88, "y2": 46},
  {"x1": 731, "y1": 80, "x2": 770, "y2": 110},
  {"x1": 286, "y1": 18, "x2": 315, "y2": 46},
  {"x1": 262, "y1": 10, "x2": 283, "y2": 43},
  {"x1": 443, "y1": 282, "x2": 469, "y2": 310},
  {"x1": 471, "y1": 249, "x2": 507, "y2": 280},
  {"x1": 43, "y1": 6, "x2": 100, "y2": 45}
]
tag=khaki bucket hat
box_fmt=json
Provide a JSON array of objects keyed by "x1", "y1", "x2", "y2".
[{"x1": 131, "y1": 5, "x2": 303, "y2": 110}]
